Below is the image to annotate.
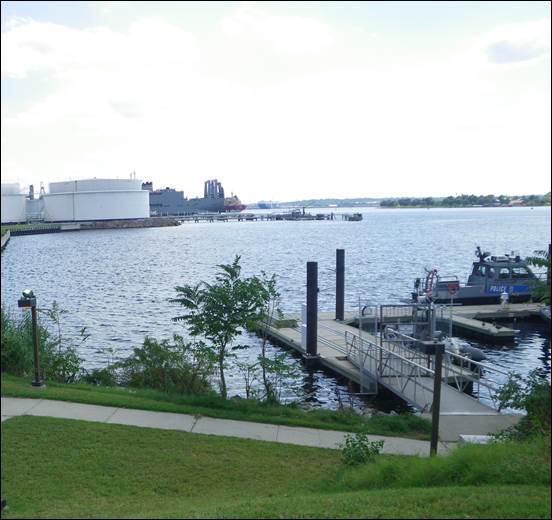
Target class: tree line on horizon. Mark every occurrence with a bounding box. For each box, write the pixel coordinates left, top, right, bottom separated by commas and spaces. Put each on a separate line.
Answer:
379, 192, 551, 208
272, 192, 550, 208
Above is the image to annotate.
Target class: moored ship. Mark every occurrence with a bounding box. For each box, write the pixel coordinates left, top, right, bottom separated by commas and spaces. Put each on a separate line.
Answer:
143, 179, 244, 215
411, 246, 539, 305
257, 201, 281, 209
224, 194, 247, 212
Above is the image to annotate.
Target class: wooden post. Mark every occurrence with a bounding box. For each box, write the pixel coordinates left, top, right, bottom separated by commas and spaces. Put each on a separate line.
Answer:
430, 343, 444, 456
336, 249, 345, 321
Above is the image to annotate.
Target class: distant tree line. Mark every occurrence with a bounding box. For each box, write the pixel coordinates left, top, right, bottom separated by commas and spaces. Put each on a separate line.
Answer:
380, 192, 551, 208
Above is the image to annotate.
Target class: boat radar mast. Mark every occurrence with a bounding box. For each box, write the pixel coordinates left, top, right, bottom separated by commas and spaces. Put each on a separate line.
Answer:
475, 246, 490, 261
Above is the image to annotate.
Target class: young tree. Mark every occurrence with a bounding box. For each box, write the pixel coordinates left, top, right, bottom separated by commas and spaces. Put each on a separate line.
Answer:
171, 256, 273, 398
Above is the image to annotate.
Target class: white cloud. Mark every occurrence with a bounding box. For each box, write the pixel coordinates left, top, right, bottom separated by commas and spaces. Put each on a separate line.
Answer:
1, 8, 550, 201
482, 18, 551, 65
1, 18, 199, 78
220, 2, 334, 55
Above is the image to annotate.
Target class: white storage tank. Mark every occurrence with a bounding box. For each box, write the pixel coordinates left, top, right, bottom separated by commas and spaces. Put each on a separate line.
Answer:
1, 183, 27, 224
43, 178, 150, 222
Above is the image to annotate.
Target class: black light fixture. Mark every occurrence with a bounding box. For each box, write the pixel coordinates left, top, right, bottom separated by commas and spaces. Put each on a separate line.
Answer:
17, 289, 44, 388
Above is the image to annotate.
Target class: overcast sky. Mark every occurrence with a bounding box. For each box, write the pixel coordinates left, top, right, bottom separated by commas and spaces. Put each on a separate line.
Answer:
1, 1, 550, 202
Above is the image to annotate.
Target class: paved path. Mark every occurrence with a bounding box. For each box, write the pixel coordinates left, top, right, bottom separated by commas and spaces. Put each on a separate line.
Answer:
1, 397, 451, 456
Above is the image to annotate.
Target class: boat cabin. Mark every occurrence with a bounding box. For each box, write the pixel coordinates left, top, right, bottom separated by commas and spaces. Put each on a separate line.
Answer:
466, 253, 536, 286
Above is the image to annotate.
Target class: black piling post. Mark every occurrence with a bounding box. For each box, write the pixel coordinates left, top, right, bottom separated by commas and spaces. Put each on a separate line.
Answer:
430, 343, 444, 456
306, 261, 318, 358
336, 249, 345, 321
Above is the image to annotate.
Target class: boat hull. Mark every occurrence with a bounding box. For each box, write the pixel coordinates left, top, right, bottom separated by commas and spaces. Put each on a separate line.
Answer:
224, 204, 247, 212
432, 294, 532, 305
430, 283, 533, 305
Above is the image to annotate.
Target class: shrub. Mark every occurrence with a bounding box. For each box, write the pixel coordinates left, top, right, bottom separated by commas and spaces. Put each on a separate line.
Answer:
495, 369, 551, 439
1, 306, 52, 378
81, 367, 118, 386
1, 304, 85, 383
116, 335, 215, 395
340, 432, 384, 465
1, 307, 36, 376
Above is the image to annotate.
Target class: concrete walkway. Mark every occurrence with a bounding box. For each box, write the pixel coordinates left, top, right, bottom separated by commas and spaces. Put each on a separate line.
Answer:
1, 397, 451, 456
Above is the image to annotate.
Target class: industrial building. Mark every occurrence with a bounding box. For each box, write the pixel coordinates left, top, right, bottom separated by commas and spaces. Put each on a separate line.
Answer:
43, 178, 149, 222
2, 178, 150, 223
1, 183, 27, 224
143, 179, 225, 215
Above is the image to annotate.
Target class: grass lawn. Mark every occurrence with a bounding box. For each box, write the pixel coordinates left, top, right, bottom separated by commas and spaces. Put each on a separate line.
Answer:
1, 374, 432, 440
0, 223, 60, 234
1, 416, 550, 519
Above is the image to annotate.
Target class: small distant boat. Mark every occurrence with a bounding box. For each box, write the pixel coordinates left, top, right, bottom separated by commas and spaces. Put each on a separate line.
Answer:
343, 213, 362, 221
257, 201, 281, 209
411, 246, 538, 305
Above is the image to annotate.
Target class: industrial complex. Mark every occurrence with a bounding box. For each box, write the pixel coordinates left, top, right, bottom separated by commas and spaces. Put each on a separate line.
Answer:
143, 179, 246, 215
0, 177, 245, 224
1, 178, 149, 224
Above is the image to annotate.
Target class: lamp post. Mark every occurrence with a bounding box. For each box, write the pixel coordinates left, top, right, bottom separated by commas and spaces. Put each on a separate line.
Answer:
17, 289, 44, 388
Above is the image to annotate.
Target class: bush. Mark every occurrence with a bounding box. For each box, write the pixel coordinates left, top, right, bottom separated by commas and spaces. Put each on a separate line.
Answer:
81, 367, 118, 387
1, 304, 85, 383
333, 435, 550, 491
340, 433, 384, 465
1, 307, 36, 376
116, 335, 215, 395
1, 306, 53, 378
495, 369, 551, 439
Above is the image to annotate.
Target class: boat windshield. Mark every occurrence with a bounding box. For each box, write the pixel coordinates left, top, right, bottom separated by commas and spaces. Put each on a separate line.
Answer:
511, 266, 532, 279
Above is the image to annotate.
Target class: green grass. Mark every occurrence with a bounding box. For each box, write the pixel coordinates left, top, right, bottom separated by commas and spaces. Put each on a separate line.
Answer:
1, 416, 550, 519
327, 434, 550, 491
0, 223, 60, 233
1, 374, 432, 439
170, 487, 551, 519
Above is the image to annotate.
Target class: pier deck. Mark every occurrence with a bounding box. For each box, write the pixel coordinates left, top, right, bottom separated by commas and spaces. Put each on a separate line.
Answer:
435, 302, 544, 342
176, 211, 361, 223
350, 303, 544, 342
264, 310, 524, 440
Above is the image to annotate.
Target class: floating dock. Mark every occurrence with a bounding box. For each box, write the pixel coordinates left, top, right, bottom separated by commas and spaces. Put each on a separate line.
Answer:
350, 303, 545, 343
261, 307, 537, 440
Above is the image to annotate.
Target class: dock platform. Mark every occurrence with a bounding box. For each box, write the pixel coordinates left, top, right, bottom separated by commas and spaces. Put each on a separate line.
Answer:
262, 310, 528, 441
177, 211, 362, 223
351, 303, 545, 342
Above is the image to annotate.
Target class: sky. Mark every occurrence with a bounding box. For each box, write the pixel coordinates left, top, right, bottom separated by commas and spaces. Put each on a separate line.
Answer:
1, 1, 551, 202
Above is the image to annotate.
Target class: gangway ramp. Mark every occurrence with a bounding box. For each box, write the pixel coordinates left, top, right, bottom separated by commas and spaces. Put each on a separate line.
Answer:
263, 313, 520, 440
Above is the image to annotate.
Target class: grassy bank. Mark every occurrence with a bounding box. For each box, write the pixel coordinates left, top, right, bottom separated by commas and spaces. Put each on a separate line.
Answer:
1, 374, 432, 439
1, 416, 549, 519
0, 223, 61, 234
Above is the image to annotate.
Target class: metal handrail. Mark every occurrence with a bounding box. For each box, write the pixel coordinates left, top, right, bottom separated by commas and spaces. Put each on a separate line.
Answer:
385, 327, 510, 376
345, 330, 438, 410
383, 327, 504, 407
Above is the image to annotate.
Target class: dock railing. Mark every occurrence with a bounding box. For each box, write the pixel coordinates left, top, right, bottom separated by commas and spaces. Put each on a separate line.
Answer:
345, 328, 507, 411
345, 330, 438, 410
382, 328, 510, 409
